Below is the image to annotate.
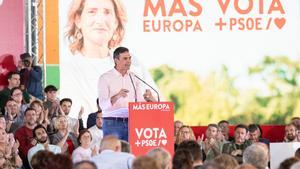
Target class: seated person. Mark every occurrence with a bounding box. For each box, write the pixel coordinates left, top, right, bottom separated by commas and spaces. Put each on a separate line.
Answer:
222, 124, 252, 164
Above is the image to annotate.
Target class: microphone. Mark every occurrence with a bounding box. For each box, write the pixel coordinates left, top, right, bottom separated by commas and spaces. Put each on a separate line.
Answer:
134, 74, 160, 102
129, 73, 137, 102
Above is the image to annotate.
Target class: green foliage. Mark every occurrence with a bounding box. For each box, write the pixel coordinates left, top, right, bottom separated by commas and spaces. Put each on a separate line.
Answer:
150, 56, 300, 125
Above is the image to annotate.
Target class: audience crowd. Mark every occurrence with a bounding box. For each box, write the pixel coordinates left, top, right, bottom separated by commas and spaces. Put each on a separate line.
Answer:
1, 66, 300, 169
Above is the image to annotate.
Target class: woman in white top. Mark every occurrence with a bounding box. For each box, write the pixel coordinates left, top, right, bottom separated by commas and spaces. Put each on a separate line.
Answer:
60, 0, 125, 115
72, 129, 97, 163
60, 0, 157, 118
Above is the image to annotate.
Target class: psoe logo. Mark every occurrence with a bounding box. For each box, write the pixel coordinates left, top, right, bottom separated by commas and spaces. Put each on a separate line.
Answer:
132, 103, 170, 111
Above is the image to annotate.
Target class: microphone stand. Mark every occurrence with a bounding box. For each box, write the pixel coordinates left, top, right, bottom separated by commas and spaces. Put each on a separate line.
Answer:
134, 74, 160, 102
129, 73, 137, 102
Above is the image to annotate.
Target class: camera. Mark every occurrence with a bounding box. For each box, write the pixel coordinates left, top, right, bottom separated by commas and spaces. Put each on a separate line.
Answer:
23, 59, 31, 67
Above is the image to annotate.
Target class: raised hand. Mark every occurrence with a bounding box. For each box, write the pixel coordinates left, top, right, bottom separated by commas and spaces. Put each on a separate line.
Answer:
111, 89, 129, 105
12, 140, 20, 154
44, 142, 49, 150
92, 145, 98, 156
74, 121, 80, 137
78, 106, 84, 119
143, 89, 156, 102
8, 134, 15, 146
62, 143, 69, 153
216, 131, 225, 142
30, 137, 37, 146
197, 134, 204, 144
119, 89, 129, 98
59, 105, 65, 116
17, 60, 24, 71
6, 107, 13, 121
209, 138, 216, 145
39, 109, 45, 124
231, 149, 242, 156
44, 108, 50, 125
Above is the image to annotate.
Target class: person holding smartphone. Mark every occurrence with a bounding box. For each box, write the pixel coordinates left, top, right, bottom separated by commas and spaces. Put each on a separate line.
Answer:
19, 53, 43, 100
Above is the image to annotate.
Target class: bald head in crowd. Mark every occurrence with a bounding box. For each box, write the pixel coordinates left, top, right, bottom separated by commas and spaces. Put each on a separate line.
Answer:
100, 135, 122, 152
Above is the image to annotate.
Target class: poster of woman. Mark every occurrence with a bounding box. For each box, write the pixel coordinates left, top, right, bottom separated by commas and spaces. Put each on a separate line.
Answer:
59, 0, 300, 125
59, 0, 157, 120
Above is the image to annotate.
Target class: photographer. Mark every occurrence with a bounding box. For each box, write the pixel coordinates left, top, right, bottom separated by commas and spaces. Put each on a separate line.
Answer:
19, 53, 44, 100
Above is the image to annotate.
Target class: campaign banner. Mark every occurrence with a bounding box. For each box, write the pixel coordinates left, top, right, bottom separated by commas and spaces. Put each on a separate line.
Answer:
129, 102, 174, 156
0, 0, 24, 89
57, 0, 300, 125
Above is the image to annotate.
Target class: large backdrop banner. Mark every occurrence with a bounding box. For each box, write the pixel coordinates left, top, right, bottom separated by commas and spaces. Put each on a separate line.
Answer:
58, 0, 300, 125
0, 0, 24, 89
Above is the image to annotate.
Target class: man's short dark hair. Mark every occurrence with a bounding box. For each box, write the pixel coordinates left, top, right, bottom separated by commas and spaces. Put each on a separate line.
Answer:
292, 117, 300, 121
173, 149, 194, 169
218, 120, 229, 126
177, 140, 203, 161
7, 71, 20, 80
286, 123, 297, 130
20, 52, 32, 60
60, 98, 72, 105
5, 98, 16, 106
24, 107, 36, 116
235, 124, 248, 132
113, 47, 129, 59
33, 124, 47, 138
96, 110, 102, 116
208, 123, 218, 129
10, 87, 22, 96
248, 124, 262, 135
44, 85, 58, 93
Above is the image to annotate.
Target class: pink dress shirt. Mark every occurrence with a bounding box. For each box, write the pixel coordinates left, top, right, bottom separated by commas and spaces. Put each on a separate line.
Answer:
98, 68, 145, 117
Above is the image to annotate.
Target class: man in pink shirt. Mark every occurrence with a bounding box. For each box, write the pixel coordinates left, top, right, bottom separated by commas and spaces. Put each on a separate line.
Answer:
98, 47, 156, 141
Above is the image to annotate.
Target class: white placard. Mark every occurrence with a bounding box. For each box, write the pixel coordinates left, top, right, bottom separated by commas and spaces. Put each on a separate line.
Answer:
270, 142, 300, 169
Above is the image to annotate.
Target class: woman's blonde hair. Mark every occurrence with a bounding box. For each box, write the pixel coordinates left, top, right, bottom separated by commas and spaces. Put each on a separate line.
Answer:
29, 100, 45, 122
54, 115, 68, 130
29, 100, 45, 114
66, 0, 127, 54
175, 125, 196, 145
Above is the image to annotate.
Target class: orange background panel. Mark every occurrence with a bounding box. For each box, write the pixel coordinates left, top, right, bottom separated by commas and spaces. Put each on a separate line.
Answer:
46, 0, 59, 64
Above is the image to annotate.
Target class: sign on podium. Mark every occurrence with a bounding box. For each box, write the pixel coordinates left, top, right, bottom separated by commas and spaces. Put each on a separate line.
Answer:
129, 102, 174, 156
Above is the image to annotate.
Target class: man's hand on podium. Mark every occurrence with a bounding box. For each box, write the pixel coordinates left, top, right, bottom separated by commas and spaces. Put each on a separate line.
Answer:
143, 89, 157, 102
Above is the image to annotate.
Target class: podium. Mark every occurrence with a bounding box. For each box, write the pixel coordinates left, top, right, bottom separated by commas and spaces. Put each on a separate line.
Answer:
129, 102, 174, 156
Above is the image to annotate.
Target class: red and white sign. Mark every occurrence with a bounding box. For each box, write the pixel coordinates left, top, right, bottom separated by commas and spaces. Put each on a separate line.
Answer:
129, 102, 174, 156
